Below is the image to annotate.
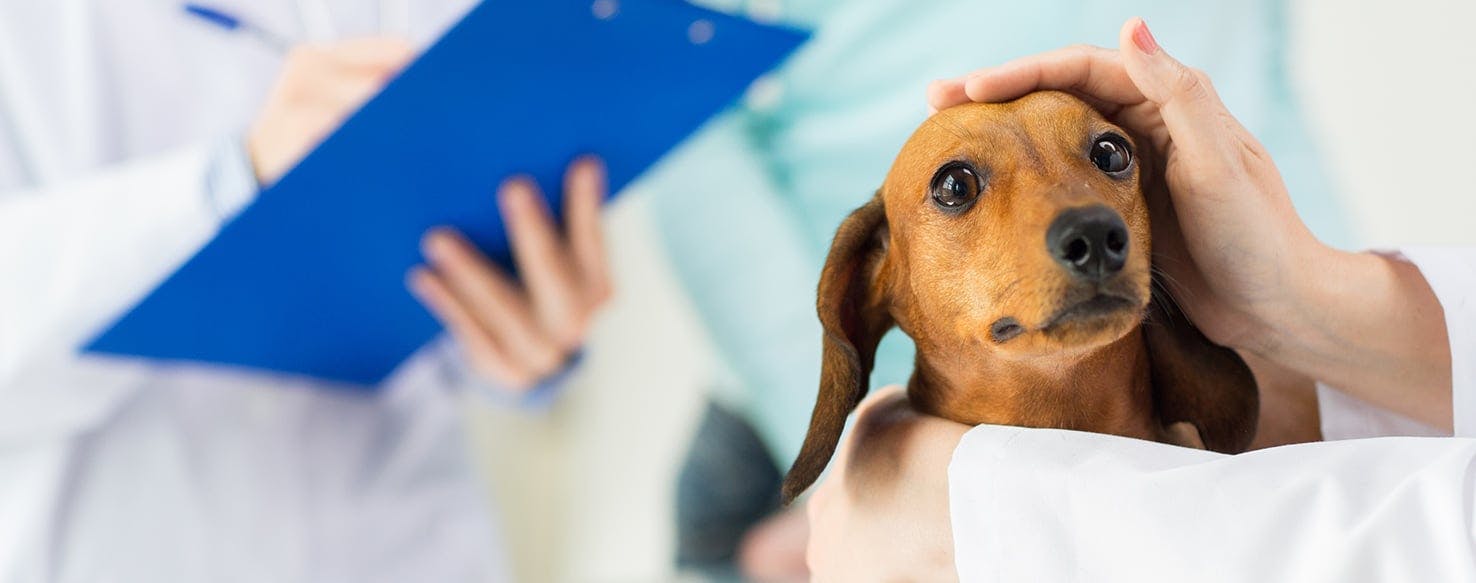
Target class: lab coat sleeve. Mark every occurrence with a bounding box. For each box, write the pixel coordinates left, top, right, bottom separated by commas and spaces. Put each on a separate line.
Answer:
947, 426, 1476, 582
426, 335, 580, 411
0, 137, 256, 442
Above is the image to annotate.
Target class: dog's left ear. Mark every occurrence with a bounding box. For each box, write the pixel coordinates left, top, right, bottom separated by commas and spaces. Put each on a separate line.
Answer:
780, 191, 894, 504
1129, 127, 1258, 453
1142, 292, 1259, 453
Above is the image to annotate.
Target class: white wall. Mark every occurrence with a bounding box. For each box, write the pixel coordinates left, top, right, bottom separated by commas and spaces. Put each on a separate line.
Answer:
1293, 0, 1476, 247
471, 2, 1476, 581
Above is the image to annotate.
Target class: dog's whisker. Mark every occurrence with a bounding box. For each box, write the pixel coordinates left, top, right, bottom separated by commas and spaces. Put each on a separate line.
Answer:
1149, 267, 1192, 323
996, 275, 1025, 302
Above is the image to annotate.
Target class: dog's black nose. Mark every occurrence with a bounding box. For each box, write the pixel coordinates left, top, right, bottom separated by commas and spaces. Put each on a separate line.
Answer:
1047, 205, 1129, 281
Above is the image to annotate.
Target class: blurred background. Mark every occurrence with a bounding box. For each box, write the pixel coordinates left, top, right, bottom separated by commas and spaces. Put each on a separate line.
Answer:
469, 0, 1476, 581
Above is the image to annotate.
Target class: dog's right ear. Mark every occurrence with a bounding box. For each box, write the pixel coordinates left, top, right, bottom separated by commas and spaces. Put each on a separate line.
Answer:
781, 192, 895, 505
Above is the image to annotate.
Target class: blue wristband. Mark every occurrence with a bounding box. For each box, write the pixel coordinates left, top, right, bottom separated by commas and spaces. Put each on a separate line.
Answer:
513, 349, 584, 410
467, 348, 584, 411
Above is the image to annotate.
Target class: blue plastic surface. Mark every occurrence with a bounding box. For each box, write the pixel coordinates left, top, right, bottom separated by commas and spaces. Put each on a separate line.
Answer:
85, 0, 808, 387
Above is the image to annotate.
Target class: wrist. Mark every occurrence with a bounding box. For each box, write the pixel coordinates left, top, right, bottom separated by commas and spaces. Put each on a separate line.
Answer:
207, 133, 261, 219
1237, 235, 1347, 361
1246, 243, 1454, 428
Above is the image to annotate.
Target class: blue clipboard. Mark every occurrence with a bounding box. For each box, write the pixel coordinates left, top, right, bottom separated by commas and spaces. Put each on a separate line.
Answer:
84, 0, 808, 387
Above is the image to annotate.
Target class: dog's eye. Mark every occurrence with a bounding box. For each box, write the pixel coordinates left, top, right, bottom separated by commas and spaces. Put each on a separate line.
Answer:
1090, 134, 1133, 175
930, 163, 981, 211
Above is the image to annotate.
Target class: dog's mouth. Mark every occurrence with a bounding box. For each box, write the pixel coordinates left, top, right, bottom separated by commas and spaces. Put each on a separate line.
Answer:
1041, 293, 1138, 330
988, 293, 1138, 344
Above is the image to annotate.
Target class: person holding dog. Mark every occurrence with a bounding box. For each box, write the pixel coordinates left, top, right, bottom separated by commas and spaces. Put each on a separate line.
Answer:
805, 17, 1472, 581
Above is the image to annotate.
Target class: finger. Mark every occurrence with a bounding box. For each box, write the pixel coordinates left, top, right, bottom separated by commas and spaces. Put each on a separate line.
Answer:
926, 77, 969, 112
307, 71, 390, 112
1117, 17, 1244, 176
563, 156, 613, 305
963, 44, 1143, 106
320, 37, 416, 72
406, 266, 536, 388
499, 178, 587, 349
421, 229, 567, 376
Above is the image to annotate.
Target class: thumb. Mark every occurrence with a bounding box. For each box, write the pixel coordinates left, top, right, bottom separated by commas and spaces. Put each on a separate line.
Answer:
1117, 18, 1241, 171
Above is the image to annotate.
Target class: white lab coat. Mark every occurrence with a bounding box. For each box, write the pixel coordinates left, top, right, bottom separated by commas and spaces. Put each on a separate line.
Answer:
948, 249, 1476, 581
0, 1, 516, 581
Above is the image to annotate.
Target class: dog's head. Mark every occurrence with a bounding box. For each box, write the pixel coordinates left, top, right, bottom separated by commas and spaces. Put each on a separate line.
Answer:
781, 91, 1257, 503
884, 91, 1153, 358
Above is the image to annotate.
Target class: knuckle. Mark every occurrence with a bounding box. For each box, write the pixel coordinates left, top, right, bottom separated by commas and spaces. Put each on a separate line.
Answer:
1064, 43, 1098, 56
1171, 65, 1207, 98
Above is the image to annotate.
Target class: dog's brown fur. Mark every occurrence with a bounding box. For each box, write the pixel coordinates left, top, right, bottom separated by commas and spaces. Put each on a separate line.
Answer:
782, 91, 1259, 503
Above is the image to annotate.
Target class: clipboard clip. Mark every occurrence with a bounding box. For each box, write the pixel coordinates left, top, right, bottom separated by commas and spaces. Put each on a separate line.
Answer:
589, 0, 715, 45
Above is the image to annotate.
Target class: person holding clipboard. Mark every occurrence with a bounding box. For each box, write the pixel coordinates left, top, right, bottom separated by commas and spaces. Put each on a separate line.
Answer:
0, 1, 608, 578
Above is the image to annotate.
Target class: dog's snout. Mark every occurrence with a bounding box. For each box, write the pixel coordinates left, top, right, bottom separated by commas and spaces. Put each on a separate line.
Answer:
1046, 205, 1129, 281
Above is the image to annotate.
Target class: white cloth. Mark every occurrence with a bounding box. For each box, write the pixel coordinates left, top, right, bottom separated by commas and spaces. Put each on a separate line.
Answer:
0, 1, 515, 581
948, 248, 1476, 582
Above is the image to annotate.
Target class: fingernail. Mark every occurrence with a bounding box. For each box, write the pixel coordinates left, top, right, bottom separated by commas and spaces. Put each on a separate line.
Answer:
499, 179, 532, 208
577, 154, 605, 173
1132, 18, 1160, 55
405, 266, 430, 295
422, 228, 453, 260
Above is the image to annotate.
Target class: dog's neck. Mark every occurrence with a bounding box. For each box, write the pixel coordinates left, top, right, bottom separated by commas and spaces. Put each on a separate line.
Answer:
908, 327, 1158, 440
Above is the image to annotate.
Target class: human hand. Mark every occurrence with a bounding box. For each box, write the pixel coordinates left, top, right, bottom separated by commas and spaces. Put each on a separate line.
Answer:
735, 505, 809, 582
928, 18, 1452, 428
805, 386, 968, 582
408, 157, 613, 392
247, 38, 414, 186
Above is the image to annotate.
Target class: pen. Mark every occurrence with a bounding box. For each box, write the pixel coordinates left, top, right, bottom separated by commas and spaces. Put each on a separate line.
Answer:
184, 3, 293, 53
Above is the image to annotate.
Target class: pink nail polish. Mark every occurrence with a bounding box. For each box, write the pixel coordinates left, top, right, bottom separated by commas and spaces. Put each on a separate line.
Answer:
1132, 18, 1159, 55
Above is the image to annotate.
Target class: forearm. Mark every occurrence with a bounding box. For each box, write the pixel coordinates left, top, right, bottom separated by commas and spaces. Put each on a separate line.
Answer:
0, 139, 252, 382
1253, 247, 1451, 430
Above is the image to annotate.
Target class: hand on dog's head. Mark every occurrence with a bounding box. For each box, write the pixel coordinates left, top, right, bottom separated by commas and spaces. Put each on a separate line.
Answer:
782, 91, 1257, 504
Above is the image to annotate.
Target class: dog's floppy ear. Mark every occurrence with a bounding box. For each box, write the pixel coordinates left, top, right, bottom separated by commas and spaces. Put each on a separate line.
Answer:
1143, 279, 1260, 453
780, 192, 895, 504
1130, 127, 1258, 453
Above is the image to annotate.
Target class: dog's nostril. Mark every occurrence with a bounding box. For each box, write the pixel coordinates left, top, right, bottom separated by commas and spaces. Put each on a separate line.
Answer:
1063, 237, 1091, 265
1105, 229, 1127, 256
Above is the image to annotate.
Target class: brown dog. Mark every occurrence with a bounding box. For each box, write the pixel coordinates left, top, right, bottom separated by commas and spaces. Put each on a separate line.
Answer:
782, 91, 1259, 503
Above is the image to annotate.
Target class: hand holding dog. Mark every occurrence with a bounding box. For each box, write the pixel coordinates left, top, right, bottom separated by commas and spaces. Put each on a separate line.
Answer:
806, 17, 1456, 579
930, 18, 1452, 428
805, 386, 966, 582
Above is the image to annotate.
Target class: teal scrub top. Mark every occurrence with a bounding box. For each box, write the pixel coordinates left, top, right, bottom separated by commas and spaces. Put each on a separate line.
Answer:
639, 0, 1350, 464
